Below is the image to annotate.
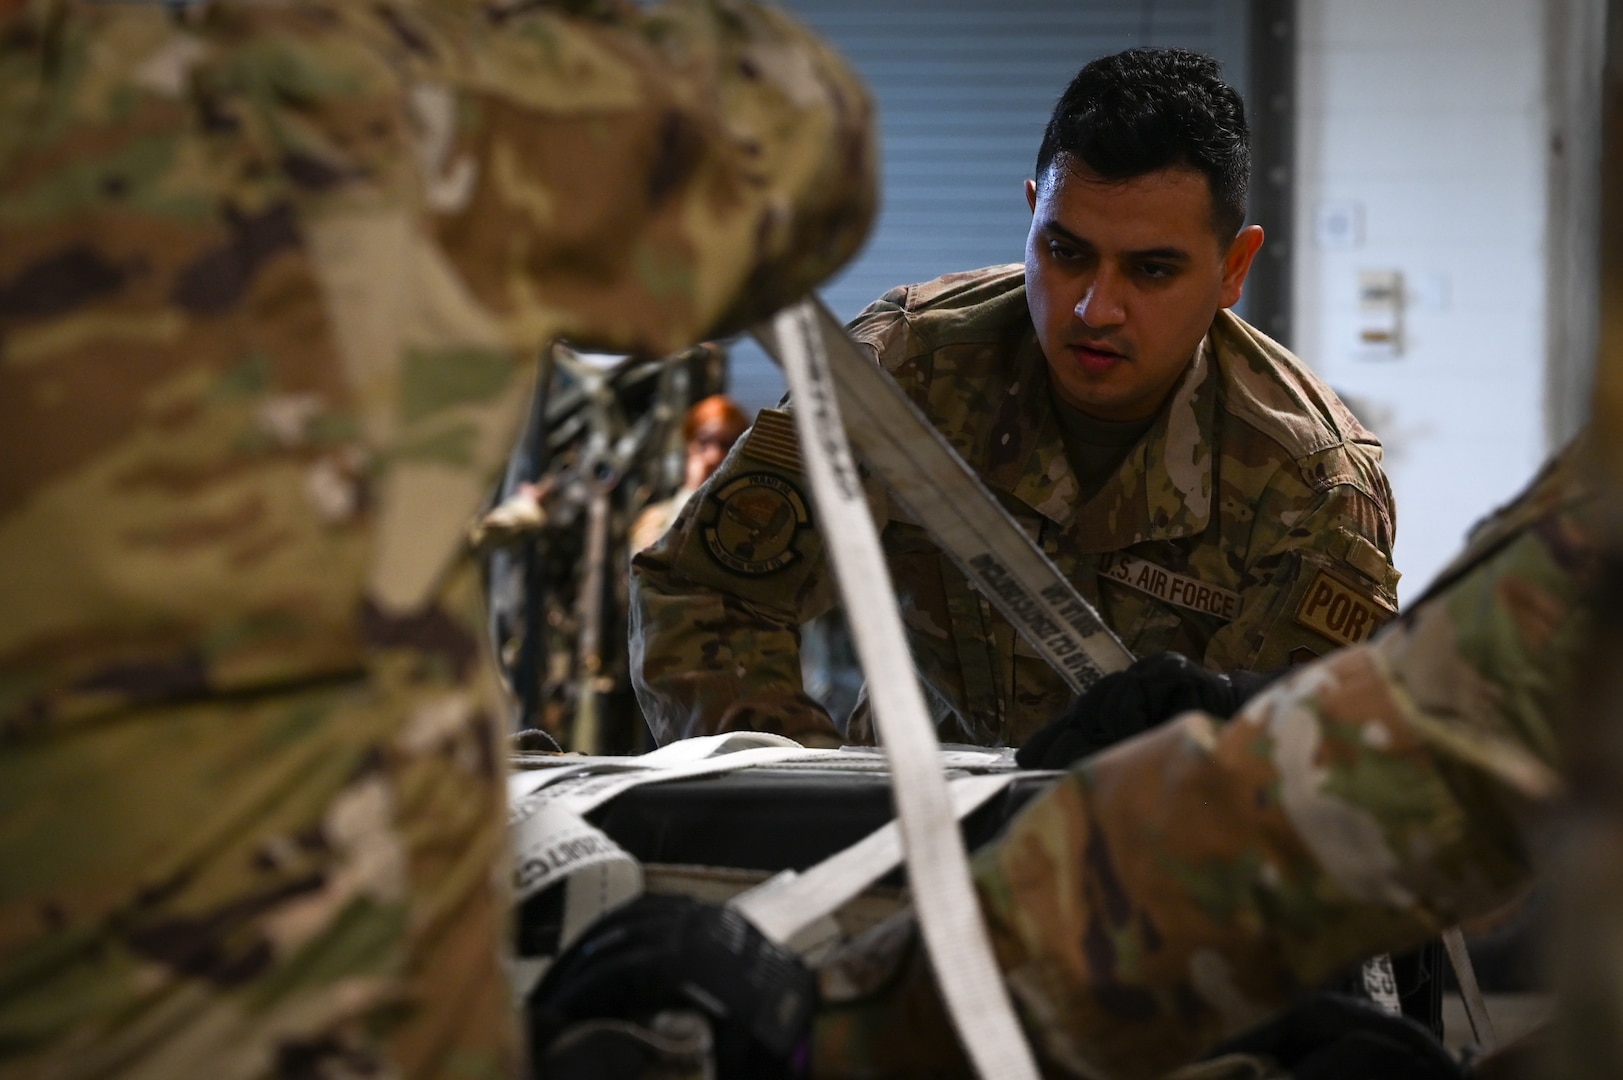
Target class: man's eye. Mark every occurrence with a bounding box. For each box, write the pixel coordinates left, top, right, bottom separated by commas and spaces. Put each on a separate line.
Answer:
1139, 262, 1176, 280
1048, 242, 1081, 262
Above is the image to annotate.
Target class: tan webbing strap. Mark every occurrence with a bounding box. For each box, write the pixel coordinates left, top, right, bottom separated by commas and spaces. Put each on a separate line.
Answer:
764, 300, 1053, 1080
753, 297, 1133, 694
731, 771, 1024, 952
1442, 926, 1497, 1049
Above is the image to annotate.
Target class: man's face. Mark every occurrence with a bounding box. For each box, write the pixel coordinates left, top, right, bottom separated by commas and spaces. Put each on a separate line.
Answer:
1023, 159, 1263, 422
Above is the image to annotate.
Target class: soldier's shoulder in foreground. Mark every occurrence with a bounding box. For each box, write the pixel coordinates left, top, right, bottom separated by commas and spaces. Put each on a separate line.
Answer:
1196, 311, 1399, 667
1418, 431, 1598, 609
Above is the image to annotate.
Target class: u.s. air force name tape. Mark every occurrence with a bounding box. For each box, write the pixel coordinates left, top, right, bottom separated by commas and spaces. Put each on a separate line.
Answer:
753, 296, 1132, 695
763, 299, 1050, 1080
1099, 552, 1240, 621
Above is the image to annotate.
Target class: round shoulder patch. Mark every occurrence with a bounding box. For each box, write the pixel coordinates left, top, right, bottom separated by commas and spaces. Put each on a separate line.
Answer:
702, 473, 811, 576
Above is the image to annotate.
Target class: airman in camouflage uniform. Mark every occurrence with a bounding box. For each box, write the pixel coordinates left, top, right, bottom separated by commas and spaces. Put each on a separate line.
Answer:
633, 272, 1398, 750
0, 1, 873, 1076
809, 434, 1593, 1079
540, 34, 1623, 1076
631, 48, 1399, 750
1544, 14, 1623, 1078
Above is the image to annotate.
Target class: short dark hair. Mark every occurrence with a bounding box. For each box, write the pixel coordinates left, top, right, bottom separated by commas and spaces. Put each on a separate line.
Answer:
1035, 47, 1250, 238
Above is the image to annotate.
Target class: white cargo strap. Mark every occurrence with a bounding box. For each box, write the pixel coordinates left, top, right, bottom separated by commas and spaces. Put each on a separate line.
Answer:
509, 734, 833, 997
1442, 926, 1496, 1049
765, 301, 1046, 1080
732, 771, 1024, 948
1358, 952, 1402, 1016
508, 799, 641, 1002
508, 737, 1027, 989
754, 296, 1133, 693
510, 799, 643, 937
509, 734, 819, 814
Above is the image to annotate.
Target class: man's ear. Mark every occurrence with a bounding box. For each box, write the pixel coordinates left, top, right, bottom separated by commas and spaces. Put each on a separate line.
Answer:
1025, 177, 1038, 214
1218, 224, 1265, 308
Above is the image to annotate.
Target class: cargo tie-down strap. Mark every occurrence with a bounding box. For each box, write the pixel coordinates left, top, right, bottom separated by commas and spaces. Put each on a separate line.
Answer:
751, 299, 1489, 1070
507, 734, 1029, 991
754, 298, 1134, 694
757, 300, 1053, 1080
515, 296, 1489, 1067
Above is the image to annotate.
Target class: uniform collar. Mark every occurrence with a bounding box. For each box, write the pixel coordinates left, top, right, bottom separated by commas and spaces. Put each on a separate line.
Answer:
983, 327, 1217, 554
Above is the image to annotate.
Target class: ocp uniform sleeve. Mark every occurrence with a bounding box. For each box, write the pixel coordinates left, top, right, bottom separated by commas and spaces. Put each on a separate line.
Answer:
406, 0, 879, 362
0, 1, 877, 1076
629, 519, 844, 747
629, 408, 895, 747
628, 300, 926, 748
812, 440, 1592, 1080
1202, 441, 1401, 672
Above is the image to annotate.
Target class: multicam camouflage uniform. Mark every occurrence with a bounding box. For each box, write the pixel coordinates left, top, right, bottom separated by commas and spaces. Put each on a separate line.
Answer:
1545, 18, 1623, 1079
810, 437, 1594, 1079
0, 1, 872, 1076
632, 264, 1401, 748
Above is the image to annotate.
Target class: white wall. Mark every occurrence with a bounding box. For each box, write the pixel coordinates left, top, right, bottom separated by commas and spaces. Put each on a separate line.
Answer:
1293, 0, 1552, 602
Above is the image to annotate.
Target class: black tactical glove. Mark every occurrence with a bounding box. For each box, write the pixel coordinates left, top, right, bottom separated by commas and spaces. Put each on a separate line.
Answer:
1016, 651, 1282, 770
1213, 992, 1465, 1080
528, 894, 818, 1080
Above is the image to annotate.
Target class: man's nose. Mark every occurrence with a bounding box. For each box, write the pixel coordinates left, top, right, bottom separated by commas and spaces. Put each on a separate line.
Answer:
1074, 271, 1126, 328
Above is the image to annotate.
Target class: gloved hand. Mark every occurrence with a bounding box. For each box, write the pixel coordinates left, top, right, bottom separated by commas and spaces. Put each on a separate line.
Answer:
528, 894, 818, 1080
1016, 651, 1281, 770
1213, 992, 1465, 1080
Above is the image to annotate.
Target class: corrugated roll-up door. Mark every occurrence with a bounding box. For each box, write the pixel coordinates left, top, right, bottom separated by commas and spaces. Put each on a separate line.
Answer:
728, 0, 1253, 414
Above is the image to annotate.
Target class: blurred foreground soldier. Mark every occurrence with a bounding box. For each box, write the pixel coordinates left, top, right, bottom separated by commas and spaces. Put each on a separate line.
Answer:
630, 394, 750, 553
632, 46, 1400, 750
538, 436, 1594, 1077
0, 1, 873, 1076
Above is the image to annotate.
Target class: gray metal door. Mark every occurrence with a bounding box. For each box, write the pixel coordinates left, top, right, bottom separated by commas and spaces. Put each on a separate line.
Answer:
730, 0, 1256, 413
